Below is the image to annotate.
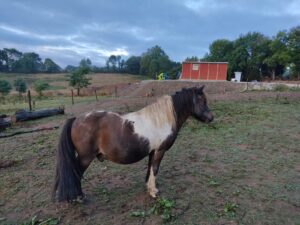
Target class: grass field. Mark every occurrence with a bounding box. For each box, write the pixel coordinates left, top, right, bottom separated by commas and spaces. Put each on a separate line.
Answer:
0, 96, 104, 115
0, 73, 147, 96
0, 72, 147, 114
1, 98, 299, 225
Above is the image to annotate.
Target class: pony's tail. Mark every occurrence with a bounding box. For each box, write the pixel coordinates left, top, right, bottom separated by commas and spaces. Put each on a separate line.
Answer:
52, 117, 84, 202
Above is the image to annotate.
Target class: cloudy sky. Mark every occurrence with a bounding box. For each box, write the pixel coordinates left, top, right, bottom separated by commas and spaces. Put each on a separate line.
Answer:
0, 0, 299, 67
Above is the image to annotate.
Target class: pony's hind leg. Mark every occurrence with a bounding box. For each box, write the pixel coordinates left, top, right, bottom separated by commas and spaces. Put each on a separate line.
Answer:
146, 150, 165, 198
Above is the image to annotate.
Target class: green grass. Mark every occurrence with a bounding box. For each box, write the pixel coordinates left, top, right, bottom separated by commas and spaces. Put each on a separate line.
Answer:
0, 99, 299, 224
273, 84, 290, 92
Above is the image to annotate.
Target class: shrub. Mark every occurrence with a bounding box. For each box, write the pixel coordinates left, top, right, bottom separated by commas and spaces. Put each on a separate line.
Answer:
0, 80, 12, 96
273, 84, 289, 92
33, 80, 49, 96
13, 78, 27, 95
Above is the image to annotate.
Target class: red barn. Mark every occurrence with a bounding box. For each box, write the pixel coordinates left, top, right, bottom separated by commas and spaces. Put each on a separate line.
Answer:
181, 62, 228, 80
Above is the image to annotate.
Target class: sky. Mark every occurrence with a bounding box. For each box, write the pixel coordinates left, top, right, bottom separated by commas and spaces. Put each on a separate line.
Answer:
0, 0, 299, 67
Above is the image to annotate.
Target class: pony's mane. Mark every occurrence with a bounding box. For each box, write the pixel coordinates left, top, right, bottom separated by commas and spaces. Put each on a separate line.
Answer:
134, 87, 204, 130
137, 95, 176, 128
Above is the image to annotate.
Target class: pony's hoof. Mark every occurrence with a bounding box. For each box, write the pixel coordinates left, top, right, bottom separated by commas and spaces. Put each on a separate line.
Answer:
149, 188, 159, 198
71, 194, 85, 203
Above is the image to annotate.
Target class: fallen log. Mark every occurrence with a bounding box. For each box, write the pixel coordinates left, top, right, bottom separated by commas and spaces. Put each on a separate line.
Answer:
13, 108, 64, 122
0, 126, 59, 138
0, 117, 12, 130
0, 107, 64, 131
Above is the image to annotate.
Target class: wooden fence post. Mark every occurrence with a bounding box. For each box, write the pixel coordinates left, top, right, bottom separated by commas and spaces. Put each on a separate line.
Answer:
71, 90, 74, 105
246, 78, 249, 91
94, 90, 98, 101
115, 86, 118, 97
27, 90, 32, 111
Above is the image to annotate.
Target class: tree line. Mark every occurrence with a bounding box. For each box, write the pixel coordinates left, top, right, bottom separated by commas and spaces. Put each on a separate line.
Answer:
199, 26, 300, 81
65, 45, 182, 79
0, 48, 61, 73
0, 46, 181, 79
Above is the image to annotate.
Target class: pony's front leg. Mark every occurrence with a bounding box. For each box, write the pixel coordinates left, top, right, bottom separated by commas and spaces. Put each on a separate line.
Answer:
146, 150, 165, 198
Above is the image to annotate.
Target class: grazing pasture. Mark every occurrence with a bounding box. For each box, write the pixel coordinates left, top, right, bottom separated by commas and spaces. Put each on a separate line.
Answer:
0, 75, 299, 225
0, 73, 146, 97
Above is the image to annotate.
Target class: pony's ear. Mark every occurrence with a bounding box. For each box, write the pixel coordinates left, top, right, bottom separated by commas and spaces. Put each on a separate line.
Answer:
199, 85, 205, 91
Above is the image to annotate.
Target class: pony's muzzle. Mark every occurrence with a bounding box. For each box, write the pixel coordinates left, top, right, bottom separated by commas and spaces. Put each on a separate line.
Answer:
205, 112, 214, 123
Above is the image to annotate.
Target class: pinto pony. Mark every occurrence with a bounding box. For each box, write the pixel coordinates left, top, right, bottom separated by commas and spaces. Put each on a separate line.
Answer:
53, 86, 213, 202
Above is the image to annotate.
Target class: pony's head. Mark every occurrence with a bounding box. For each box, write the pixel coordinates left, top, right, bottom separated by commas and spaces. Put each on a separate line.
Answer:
191, 86, 214, 123
172, 86, 214, 128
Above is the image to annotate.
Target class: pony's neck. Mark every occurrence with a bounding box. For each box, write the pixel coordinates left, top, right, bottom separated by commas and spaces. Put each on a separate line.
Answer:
171, 91, 194, 131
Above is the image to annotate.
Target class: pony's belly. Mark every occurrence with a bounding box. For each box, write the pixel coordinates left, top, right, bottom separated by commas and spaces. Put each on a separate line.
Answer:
120, 148, 148, 164
104, 146, 149, 164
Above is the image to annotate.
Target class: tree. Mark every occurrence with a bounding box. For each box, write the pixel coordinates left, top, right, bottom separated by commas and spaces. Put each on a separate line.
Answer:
79, 58, 92, 69
149, 60, 159, 78
264, 31, 290, 80
0, 50, 8, 72
167, 62, 182, 79
68, 67, 91, 96
229, 32, 270, 81
13, 78, 27, 96
116, 55, 121, 71
0, 80, 12, 96
12, 52, 43, 73
126, 56, 141, 74
202, 39, 235, 79
3, 48, 22, 72
106, 55, 117, 71
288, 26, 300, 79
140, 45, 172, 78
44, 58, 61, 73
185, 56, 200, 62
33, 80, 49, 96
65, 65, 78, 73
120, 59, 126, 72
203, 39, 233, 62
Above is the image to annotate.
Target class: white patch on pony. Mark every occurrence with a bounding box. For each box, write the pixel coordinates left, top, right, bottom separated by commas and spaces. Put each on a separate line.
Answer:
85, 110, 106, 118
107, 112, 119, 116
147, 167, 158, 198
85, 111, 93, 118
122, 96, 176, 151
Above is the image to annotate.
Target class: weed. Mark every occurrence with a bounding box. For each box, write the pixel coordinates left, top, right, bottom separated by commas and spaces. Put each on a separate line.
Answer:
202, 154, 213, 163
233, 189, 241, 196
274, 84, 289, 92
289, 86, 300, 92
95, 187, 110, 202
130, 210, 146, 218
150, 198, 175, 222
21, 216, 59, 225
216, 190, 223, 195
284, 183, 300, 191
208, 176, 220, 187
223, 202, 238, 217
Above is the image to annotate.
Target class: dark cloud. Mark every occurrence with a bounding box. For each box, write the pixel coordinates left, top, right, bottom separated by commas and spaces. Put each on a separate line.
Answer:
0, 0, 299, 67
